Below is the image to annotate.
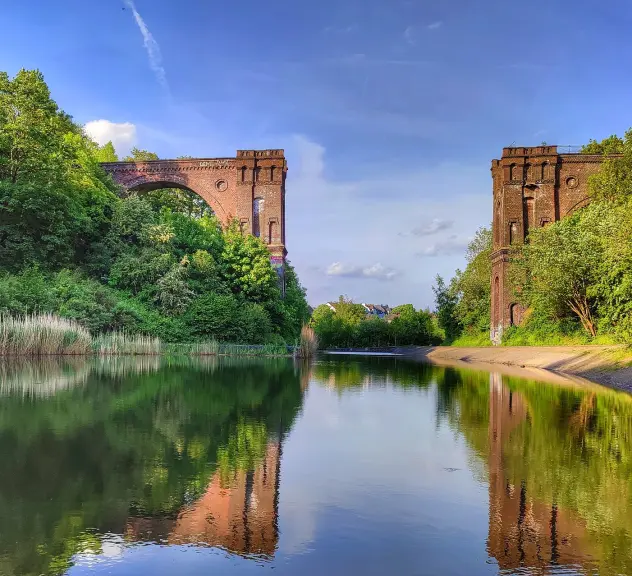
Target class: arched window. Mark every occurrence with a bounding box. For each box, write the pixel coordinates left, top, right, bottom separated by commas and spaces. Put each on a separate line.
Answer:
270, 165, 276, 182
268, 219, 276, 244
254, 167, 261, 182
509, 163, 517, 180
241, 166, 247, 183
493, 276, 501, 325
524, 197, 535, 236
509, 222, 518, 245
510, 303, 524, 326
541, 162, 549, 181
253, 197, 264, 238
494, 200, 501, 246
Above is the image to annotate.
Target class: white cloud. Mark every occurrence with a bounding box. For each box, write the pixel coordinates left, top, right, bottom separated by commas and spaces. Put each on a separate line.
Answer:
285, 135, 490, 308
427, 21, 443, 30
417, 235, 470, 257
412, 218, 454, 236
84, 120, 137, 153
125, 0, 168, 89
326, 262, 399, 281
404, 26, 417, 46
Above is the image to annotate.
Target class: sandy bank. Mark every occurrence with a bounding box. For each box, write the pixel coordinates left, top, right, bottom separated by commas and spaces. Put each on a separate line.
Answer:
413, 345, 632, 392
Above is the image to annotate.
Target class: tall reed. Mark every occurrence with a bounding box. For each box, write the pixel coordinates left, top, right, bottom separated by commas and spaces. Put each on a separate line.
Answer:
0, 314, 92, 356
93, 332, 162, 356
294, 325, 318, 359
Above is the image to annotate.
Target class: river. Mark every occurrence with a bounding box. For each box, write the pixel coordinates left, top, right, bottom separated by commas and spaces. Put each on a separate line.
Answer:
0, 355, 630, 576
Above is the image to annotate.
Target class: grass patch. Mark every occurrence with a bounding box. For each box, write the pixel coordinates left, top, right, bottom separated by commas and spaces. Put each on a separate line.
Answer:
450, 331, 492, 347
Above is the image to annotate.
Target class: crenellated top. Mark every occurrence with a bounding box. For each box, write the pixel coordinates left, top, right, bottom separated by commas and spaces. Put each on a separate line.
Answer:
501, 146, 558, 158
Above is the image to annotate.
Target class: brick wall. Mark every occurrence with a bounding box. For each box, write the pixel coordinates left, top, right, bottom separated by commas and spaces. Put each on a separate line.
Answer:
102, 149, 287, 261
490, 146, 610, 342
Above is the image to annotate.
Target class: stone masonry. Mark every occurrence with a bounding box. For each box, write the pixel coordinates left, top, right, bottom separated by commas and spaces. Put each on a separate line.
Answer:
101, 150, 288, 269
490, 146, 613, 343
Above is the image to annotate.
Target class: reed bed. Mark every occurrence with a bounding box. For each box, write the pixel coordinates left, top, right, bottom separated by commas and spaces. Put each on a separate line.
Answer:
93, 332, 162, 356
293, 325, 319, 359
0, 314, 293, 358
0, 314, 92, 356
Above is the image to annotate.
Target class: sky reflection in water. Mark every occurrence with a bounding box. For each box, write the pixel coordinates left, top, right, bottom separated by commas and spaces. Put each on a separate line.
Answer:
0, 355, 630, 576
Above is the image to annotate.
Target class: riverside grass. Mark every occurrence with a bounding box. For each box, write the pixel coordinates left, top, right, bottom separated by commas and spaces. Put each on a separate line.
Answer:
0, 314, 292, 357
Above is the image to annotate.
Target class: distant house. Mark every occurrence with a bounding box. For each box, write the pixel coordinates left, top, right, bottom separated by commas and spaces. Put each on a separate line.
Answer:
326, 302, 338, 312
361, 303, 392, 319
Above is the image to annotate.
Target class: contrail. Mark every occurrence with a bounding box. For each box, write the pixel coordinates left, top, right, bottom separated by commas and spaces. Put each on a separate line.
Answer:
125, 0, 168, 90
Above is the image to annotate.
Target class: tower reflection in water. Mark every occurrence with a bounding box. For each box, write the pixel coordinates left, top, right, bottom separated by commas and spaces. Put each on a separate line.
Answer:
487, 373, 596, 571
125, 439, 281, 557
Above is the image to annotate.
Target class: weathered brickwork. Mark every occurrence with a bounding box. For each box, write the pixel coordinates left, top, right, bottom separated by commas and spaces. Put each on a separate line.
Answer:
101, 149, 287, 263
490, 146, 613, 342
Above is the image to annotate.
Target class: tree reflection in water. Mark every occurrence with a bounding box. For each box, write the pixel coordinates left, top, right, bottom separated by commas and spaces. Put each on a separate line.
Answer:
0, 356, 631, 575
0, 357, 303, 575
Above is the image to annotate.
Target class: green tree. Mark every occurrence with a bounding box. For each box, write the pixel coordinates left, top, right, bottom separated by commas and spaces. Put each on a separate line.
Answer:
433, 275, 461, 342
453, 227, 492, 334
581, 134, 625, 155
93, 141, 119, 163
587, 129, 632, 203
221, 221, 279, 303
122, 147, 159, 162
514, 207, 606, 337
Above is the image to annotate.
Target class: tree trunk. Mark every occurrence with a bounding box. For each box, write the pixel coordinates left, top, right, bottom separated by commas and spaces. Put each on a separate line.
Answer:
567, 295, 596, 338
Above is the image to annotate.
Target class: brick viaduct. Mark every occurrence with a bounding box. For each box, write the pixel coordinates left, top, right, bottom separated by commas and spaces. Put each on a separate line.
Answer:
490, 146, 612, 343
101, 149, 287, 271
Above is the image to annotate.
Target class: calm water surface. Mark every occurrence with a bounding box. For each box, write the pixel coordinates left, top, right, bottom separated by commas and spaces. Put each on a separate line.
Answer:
0, 356, 631, 576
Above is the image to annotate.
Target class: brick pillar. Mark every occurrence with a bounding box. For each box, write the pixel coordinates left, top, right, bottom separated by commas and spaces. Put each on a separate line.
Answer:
236, 149, 288, 294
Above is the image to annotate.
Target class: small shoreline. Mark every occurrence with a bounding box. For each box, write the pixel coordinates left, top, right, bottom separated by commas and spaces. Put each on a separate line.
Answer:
411, 345, 632, 393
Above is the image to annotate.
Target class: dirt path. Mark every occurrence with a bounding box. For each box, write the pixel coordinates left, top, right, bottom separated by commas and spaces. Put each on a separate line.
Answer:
412, 345, 632, 392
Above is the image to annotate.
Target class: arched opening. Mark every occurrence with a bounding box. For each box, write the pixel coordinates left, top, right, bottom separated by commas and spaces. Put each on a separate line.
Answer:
493, 276, 501, 325
509, 222, 518, 245
510, 303, 524, 326
541, 162, 549, 181
509, 163, 517, 180
253, 197, 264, 238
268, 219, 277, 244
523, 196, 535, 238
241, 166, 247, 183
494, 200, 501, 246
270, 166, 276, 182
127, 180, 220, 220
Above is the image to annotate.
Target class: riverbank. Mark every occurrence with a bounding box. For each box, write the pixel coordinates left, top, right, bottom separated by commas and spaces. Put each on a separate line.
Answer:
413, 345, 632, 392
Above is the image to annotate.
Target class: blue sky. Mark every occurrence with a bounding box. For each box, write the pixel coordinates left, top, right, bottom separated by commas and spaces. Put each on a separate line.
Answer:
3, 0, 632, 308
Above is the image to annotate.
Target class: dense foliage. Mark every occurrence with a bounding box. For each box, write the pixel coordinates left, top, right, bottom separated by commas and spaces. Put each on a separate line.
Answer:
433, 227, 492, 345
311, 296, 441, 348
0, 69, 309, 344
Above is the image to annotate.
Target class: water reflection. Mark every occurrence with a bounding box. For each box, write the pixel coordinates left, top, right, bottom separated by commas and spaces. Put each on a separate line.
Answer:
0, 356, 630, 575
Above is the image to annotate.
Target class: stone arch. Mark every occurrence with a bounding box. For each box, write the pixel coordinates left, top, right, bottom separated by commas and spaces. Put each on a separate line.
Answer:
123, 175, 229, 221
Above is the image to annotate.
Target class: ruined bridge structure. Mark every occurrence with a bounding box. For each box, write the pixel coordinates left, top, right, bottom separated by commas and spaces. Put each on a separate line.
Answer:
101, 149, 287, 276
490, 146, 616, 343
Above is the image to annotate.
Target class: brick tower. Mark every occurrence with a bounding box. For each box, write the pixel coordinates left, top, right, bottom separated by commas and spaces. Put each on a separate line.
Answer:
490, 146, 610, 343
